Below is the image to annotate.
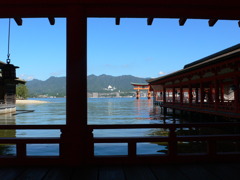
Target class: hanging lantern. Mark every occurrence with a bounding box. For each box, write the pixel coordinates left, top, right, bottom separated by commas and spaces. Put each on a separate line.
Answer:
2, 62, 19, 80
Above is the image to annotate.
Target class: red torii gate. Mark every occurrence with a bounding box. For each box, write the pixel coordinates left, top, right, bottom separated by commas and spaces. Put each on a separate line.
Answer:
131, 83, 151, 99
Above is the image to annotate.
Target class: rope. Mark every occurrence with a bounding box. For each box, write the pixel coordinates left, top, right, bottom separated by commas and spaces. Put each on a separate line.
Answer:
6, 18, 11, 64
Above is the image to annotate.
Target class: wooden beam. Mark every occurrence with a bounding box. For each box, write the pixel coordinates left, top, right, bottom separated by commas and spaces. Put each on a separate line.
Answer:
48, 17, 55, 25
179, 18, 187, 26
208, 19, 218, 27
115, 17, 120, 25
14, 18, 22, 26
147, 18, 154, 25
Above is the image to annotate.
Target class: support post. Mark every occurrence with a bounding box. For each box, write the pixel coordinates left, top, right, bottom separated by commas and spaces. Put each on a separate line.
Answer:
172, 87, 175, 104
234, 77, 239, 112
214, 80, 219, 110
195, 87, 199, 103
62, 12, 93, 165
200, 83, 204, 107
163, 87, 166, 104
180, 86, 183, 104
188, 85, 192, 104
168, 127, 177, 159
220, 83, 224, 103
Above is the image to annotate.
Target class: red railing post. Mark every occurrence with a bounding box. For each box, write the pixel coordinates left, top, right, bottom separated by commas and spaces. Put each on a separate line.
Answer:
17, 143, 26, 159
168, 126, 177, 159
128, 141, 137, 159
207, 140, 217, 158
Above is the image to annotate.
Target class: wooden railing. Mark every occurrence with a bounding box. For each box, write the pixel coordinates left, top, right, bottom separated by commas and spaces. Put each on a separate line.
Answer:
155, 97, 238, 117
88, 123, 240, 164
0, 123, 239, 165
0, 125, 65, 165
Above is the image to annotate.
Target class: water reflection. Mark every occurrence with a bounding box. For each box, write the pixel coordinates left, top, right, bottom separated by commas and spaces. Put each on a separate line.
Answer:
0, 113, 16, 156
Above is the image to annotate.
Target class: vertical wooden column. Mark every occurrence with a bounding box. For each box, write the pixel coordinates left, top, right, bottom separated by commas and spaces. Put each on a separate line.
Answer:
172, 87, 175, 104
220, 83, 224, 103
180, 86, 183, 104
214, 80, 219, 110
200, 82, 204, 107
163, 86, 166, 103
188, 85, 192, 104
62, 12, 93, 165
195, 87, 199, 103
234, 77, 239, 112
209, 84, 213, 103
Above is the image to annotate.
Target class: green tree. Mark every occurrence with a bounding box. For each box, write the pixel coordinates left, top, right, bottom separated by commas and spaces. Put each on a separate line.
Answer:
16, 84, 29, 100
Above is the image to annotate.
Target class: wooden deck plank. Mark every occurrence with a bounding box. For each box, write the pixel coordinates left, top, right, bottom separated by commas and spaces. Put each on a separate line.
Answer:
0, 163, 239, 180
42, 167, 73, 180
177, 164, 220, 180
228, 162, 240, 169
124, 166, 156, 180
99, 166, 125, 180
0, 167, 25, 180
150, 164, 189, 180
204, 163, 240, 180
72, 166, 98, 180
16, 167, 49, 180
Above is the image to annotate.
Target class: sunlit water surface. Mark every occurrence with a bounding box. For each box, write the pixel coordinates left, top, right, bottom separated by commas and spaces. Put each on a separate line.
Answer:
0, 98, 176, 156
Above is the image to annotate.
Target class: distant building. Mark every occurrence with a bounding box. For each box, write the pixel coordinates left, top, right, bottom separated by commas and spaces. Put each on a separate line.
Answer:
0, 61, 25, 114
92, 92, 99, 98
104, 85, 116, 91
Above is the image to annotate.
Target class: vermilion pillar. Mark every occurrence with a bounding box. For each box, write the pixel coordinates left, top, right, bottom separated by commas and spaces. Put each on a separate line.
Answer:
180, 86, 183, 104
195, 87, 199, 103
200, 82, 204, 107
234, 77, 239, 112
172, 87, 175, 104
214, 80, 219, 110
188, 85, 192, 104
163, 87, 166, 103
62, 11, 92, 165
220, 83, 224, 103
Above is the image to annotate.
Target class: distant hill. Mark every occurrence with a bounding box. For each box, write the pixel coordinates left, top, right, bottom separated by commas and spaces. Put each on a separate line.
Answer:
26, 76, 66, 97
87, 74, 148, 92
26, 75, 148, 97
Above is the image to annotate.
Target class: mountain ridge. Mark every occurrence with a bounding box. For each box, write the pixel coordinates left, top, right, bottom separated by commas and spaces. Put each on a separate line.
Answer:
26, 74, 148, 97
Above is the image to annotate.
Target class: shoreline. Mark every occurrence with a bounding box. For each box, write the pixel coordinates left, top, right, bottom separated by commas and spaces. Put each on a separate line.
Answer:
16, 100, 50, 104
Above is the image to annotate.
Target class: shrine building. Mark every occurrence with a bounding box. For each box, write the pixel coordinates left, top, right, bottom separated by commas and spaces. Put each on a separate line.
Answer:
147, 44, 240, 119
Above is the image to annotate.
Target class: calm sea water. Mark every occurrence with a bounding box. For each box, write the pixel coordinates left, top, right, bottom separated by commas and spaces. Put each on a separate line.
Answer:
0, 98, 174, 156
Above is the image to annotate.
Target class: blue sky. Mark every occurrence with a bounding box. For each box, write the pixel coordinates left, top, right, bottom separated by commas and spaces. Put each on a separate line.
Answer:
0, 18, 239, 80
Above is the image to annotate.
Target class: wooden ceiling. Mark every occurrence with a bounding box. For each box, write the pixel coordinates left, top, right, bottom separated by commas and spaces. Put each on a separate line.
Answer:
0, 1, 239, 27
0, 0, 239, 20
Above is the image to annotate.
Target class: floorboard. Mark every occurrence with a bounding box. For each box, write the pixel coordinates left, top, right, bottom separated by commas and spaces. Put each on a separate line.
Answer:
42, 167, 73, 180
150, 164, 189, 180
0, 167, 25, 180
0, 163, 239, 180
177, 164, 220, 180
72, 166, 99, 180
99, 166, 125, 180
204, 163, 240, 180
124, 166, 156, 180
16, 167, 49, 180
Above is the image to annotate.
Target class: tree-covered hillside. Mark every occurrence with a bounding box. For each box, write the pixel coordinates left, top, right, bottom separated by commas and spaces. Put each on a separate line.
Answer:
87, 74, 148, 92
26, 75, 148, 97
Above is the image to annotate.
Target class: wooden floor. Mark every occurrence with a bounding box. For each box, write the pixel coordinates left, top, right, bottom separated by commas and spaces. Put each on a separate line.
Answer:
0, 162, 239, 180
